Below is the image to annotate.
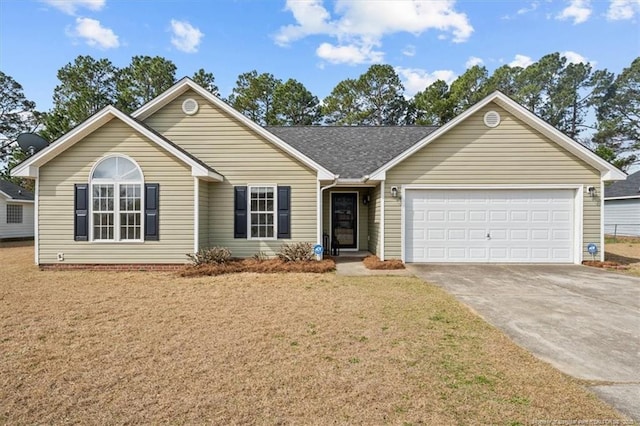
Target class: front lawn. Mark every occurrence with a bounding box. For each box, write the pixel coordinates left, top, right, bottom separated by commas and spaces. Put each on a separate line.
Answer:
0, 243, 626, 424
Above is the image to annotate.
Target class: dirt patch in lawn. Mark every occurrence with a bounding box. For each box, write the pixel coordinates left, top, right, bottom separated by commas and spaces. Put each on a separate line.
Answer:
605, 236, 640, 277
363, 255, 405, 270
0, 244, 628, 424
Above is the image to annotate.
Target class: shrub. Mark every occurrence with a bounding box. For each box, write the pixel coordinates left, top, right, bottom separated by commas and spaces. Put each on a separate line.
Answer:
277, 242, 315, 262
252, 251, 269, 262
186, 247, 232, 265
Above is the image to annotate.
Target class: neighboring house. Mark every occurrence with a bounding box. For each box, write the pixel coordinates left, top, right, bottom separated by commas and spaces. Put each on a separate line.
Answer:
12, 78, 625, 267
604, 170, 640, 237
0, 180, 34, 240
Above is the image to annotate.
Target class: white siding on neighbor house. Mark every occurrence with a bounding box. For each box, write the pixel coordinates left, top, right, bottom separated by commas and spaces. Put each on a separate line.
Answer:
604, 199, 640, 236
384, 103, 602, 261
38, 119, 195, 264
0, 197, 34, 239
144, 90, 318, 258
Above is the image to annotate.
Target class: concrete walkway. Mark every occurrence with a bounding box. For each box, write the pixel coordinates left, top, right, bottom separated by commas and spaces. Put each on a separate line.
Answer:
408, 264, 640, 422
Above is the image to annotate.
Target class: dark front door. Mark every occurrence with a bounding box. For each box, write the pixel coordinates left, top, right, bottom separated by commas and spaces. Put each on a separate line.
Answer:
332, 193, 357, 249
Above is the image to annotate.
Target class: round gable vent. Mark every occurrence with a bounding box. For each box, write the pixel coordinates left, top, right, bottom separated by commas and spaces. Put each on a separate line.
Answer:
182, 98, 199, 115
483, 110, 501, 128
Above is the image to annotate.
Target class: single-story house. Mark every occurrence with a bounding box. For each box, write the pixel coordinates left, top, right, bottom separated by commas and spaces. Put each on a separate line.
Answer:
0, 180, 34, 240
12, 78, 625, 267
604, 169, 640, 236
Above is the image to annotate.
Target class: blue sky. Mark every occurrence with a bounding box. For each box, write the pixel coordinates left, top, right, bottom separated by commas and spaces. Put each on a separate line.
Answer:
1, 0, 639, 112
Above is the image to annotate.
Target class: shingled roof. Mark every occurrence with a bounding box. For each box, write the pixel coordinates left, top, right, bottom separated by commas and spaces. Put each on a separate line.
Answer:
604, 170, 640, 199
265, 126, 437, 179
0, 180, 33, 201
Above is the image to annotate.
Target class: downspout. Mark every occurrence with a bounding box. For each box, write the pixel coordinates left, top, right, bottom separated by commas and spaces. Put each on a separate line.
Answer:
318, 175, 339, 247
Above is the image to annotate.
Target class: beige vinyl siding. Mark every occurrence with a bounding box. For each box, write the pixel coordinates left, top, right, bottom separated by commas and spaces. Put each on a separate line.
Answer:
0, 198, 34, 239
198, 180, 210, 249
322, 188, 370, 251
367, 184, 381, 255
144, 90, 317, 257
385, 103, 601, 260
38, 119, 194, 264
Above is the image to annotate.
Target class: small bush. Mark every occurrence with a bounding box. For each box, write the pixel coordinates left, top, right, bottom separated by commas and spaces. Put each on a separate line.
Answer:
252, 251, 269, 262
277, 242, 315, 262
186, 247, 232, 265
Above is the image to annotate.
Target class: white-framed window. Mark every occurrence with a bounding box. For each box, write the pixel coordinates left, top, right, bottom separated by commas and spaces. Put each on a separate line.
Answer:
90, 155, 143, 242
249, 185, 276, 239
6, 204, 23, 224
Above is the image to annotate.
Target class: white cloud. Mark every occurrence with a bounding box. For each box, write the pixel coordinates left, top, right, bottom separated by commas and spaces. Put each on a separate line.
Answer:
276, 0, 473, 64
170, 19, 203, 53
402, 44, 416, 57
41, 0, 105, 15
72, 17, 119, 49
316, 42, 384, 65
517, 2, 540, 15
396, 67, 456, 97
465, 56, 484, 68
556, 0, 592, 24
607, 0, 640, 20
509, 54, 534, 68
562, 50, 596, 66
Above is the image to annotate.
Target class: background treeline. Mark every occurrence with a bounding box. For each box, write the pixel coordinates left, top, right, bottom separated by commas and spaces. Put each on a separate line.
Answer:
1, 52, 638, 185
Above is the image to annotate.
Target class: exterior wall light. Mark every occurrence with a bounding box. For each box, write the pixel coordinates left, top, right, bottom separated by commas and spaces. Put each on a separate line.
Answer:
391, 186, 399, 198
587, 186, 597, 198
362, 194, 371, 205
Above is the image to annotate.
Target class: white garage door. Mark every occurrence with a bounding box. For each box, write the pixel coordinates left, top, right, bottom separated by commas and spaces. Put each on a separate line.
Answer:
405, 189, 575, 263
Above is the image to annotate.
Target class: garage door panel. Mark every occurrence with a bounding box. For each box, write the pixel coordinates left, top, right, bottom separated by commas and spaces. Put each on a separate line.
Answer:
405, 189, 575, 263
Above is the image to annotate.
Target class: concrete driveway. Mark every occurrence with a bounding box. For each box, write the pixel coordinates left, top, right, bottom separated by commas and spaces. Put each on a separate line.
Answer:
408, 264, 640, 422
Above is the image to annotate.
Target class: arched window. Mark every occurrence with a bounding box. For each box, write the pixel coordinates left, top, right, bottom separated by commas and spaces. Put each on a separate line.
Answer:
90, 155, 143, 241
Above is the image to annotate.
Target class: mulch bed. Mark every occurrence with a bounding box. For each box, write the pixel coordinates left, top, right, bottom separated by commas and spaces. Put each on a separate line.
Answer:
180, 258, 336, 277
582, 260, 629, 270
363, 255, 405, 270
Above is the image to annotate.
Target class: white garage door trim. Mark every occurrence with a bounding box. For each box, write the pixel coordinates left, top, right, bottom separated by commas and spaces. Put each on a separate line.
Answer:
401, 184, 584, 264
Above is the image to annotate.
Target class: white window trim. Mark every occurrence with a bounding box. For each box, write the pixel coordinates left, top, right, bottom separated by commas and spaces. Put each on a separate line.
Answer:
89, 154, 145, 243
6, 203, 23, 224
247, 184, 277, 241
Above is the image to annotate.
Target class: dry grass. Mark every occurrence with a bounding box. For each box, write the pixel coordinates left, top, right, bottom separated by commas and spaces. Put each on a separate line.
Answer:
363, 255, 405, 270
605, 236, 640, 277
181, 258, 336, 277
1, 243, 628, 424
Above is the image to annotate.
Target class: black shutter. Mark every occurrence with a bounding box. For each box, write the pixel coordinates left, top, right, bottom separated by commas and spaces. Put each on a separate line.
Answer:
234, 186, 247, 238
144, 183, 159, 241
74, 184, 89, 241
277, 186, 291, 239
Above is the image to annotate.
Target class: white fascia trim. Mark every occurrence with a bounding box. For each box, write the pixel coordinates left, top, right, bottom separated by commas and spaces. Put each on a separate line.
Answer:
604, 195, 640, 201
403, 183, 584, 190
369, 91, 626, 182
4, 199, 34, 204
492, 95, 627, 182
132, 78, 336, 181
11, 106, 223, 182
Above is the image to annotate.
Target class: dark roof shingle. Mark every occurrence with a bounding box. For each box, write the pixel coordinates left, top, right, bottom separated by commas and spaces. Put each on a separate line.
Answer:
265, 126, 437, 179
605, 170, 640, 199
0, 180, 33, 201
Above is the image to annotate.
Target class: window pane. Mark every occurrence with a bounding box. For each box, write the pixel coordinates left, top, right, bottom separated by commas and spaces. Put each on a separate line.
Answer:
93, 157, 117, 179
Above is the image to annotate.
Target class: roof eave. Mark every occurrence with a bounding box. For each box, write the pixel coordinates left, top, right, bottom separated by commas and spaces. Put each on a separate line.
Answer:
369, 91, 626, 181
133, 78, 337, 181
